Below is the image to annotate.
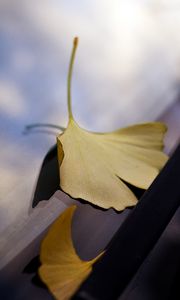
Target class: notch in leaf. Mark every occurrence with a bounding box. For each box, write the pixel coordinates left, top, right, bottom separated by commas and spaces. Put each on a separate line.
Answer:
57, 37, 168, 211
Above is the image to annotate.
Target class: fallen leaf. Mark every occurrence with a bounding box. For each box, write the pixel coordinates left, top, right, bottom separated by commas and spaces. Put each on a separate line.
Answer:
57, 37, 168, 211
39, 205, 103, 300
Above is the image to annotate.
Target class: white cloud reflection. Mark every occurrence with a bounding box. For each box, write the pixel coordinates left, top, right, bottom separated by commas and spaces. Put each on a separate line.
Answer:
0, 80, 25, 117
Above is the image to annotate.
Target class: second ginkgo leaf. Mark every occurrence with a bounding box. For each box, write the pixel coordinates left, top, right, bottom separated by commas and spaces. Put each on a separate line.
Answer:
39, 205, 103, 300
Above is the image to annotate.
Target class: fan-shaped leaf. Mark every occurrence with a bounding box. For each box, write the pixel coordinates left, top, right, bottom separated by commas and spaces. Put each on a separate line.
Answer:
57, 38, 168, 211
39, 205, 103, 300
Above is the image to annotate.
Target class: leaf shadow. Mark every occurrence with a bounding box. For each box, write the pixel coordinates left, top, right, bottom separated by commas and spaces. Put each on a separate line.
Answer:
31, 144, 60, 208
23, 255, 47, 290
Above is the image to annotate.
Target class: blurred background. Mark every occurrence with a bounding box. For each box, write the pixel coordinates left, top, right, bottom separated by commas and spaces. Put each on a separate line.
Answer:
0, 0, 180, 232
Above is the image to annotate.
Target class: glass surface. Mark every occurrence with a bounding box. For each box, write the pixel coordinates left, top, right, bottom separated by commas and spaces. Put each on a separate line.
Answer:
0, 0, 180, 262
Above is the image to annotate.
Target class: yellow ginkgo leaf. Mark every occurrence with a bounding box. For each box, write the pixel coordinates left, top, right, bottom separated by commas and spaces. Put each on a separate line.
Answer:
39, 205, 103, 300
57, 37, 168, 211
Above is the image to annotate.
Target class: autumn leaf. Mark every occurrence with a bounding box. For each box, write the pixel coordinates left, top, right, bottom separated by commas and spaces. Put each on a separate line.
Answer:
39, 205, 103, 300
57, 37, 168, 211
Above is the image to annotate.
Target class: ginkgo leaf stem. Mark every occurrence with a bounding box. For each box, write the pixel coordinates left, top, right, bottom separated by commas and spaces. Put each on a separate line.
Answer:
67, 37, 78, 121
25, 123, 65, 131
